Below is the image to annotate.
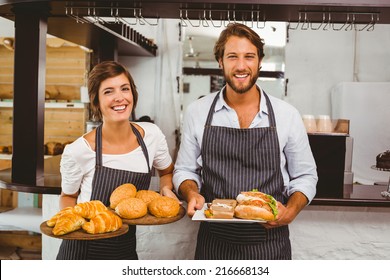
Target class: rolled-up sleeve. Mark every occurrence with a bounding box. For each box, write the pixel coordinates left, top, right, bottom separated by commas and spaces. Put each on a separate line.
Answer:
173, 104, 203, 193
60, 148, 83, 195
282, 110, 318, 203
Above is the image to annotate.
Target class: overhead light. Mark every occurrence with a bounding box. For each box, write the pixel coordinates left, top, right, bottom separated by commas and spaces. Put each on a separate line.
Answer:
185, 36, 199, 58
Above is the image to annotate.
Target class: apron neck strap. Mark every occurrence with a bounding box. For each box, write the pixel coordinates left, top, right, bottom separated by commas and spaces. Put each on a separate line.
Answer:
95, 123, 151, 172
205, 88, 277, 127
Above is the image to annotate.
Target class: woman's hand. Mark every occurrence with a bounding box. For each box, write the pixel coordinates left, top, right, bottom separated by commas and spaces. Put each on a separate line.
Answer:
160, 186, 182, 203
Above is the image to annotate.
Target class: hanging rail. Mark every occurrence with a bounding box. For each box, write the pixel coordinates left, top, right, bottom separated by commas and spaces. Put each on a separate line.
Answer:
179, 7, 266, 29
288, 11, 380, 31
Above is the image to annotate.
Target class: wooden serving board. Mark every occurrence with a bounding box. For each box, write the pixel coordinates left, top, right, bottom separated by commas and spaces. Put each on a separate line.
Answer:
40, 222, 129, 240
121, 205, 186, 225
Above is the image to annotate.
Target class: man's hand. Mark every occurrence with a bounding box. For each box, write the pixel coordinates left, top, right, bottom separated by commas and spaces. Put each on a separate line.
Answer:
178, 180, 205, 217
263, 192, 309, 229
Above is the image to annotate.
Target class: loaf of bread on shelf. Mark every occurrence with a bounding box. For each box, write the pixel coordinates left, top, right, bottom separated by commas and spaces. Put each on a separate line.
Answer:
115, 197, 147, 219
45, 142, 64, 155
135, 190, 161, 205
73, 200, 108, 219
82, 210, 123, 234
46, 206, 75, 227
109, 183, 137, 209
0, 145, 12, 154
52, 213, 85, 236
148, 196, 180, 218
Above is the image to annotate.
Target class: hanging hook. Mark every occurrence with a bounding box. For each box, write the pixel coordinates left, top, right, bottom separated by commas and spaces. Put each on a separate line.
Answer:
256, 10, 266, 29
310, 12, 325, 30
288, 12, 301, 30
301, 12, 309, 30
209, 10, 223, 28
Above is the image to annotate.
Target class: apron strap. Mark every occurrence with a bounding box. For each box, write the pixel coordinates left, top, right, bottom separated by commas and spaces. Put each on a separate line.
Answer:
205, 88, 276, 127
95, 123, 151, 173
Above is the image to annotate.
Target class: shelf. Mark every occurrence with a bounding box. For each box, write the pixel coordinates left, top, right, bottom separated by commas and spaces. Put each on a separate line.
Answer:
0, 101, 86, 108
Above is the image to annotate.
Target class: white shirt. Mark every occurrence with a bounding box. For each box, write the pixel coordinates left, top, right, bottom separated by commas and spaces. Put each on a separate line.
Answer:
173, 88, 318, 202
60, 122, 172, 203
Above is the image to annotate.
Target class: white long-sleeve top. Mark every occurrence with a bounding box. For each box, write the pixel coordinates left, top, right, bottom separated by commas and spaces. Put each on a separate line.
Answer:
173, 87, 318, 203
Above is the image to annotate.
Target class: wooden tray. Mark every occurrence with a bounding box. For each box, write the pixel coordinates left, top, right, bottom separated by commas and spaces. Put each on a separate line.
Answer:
40, 222, 129, 240
121, 205, 186, 225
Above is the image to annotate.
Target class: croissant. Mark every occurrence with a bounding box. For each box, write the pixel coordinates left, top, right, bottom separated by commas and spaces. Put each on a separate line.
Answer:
82, 210, 123, 234
52, 213, 85, 236
46, 206, 74, 227
73, 200, 107, 219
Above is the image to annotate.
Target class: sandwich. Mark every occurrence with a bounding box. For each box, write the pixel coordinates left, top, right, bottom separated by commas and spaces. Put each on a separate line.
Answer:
204, 199, 237, 219
234, 190, 278, 221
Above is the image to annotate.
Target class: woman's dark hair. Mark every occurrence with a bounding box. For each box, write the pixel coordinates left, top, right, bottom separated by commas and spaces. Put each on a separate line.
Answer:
214, 23, 265, 62
88, 61, 138, 121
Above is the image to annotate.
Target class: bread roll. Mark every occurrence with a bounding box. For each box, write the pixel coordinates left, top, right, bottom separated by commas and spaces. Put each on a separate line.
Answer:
135, 190, 161, 205
148, 196, 180, 218
115, 198, 147, 219
82, 210, 122, 234
109, 183, 137, 209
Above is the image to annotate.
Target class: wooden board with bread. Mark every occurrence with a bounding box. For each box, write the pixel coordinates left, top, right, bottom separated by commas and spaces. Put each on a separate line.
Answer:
41, 200, 129, 239
193, 190, 278, 223
41, 183, 185, 239
109, 184, 185, 225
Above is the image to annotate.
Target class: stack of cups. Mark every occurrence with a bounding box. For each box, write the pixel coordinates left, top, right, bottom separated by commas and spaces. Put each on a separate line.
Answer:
302, 114, 333, 133
302, 115, 317, 133
316, 115, 333, 133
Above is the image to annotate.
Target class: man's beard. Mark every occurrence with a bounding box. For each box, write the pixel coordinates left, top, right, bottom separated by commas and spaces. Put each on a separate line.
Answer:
224, 69, 259, 94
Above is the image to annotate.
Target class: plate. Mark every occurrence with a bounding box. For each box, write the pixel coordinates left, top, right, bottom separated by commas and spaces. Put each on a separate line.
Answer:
192, 204, 266, 223
40, 222, 129, 240
121, 205, 186, 225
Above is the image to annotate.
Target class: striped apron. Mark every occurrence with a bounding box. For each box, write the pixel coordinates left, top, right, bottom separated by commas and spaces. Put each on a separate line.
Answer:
57, 123, 151, 260
195, 90, 291, 260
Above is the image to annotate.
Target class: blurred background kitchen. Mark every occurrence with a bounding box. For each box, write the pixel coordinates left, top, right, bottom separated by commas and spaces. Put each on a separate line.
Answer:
0, 1, 389, 260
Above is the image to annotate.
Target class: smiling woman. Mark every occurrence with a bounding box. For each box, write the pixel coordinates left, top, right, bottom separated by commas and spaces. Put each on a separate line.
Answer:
55, 61, 180, 260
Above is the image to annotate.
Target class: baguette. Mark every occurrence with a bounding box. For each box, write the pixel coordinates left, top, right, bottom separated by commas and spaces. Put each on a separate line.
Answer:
234, 191, 278, 221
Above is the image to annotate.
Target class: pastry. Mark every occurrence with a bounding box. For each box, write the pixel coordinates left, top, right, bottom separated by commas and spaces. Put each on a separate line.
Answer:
82, 210, 123, 234
46, 206, 74, 227
52, 213, 85, 235
109, 183, 137, 209
73, 200, 108, 219
148, 196, 180, 218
